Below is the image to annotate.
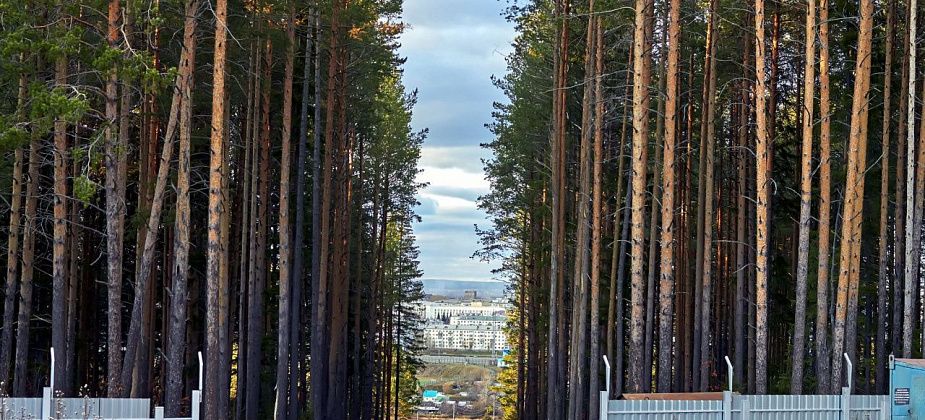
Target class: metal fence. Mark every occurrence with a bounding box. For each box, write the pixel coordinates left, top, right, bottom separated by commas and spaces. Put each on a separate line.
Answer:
601, 392, 890, 419
0, 349, 201, 420
599, 354, 891, 420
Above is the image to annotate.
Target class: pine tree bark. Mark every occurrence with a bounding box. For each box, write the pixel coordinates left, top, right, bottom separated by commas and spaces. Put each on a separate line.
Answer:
791, 0, 816, 394
165, 0, 200, 412
289, 10, 316, 420
13, 115, 40, 397
275, 5, 295, 418
567, 6, 596, 415
893, 4, 910, 361
546, 0, 569, 416
105, 0, 124, 396
753, 0, 771, 393
205, 0, 229, 413
698, 0, 718, 390
657, 0, 681, 392
902, 0, 918, 360
814, 0, 833, 394
831, 0, 874, 388
628, 0, 654, 393
0, 72, 26, 391
875, 0, 895, 393
589, 17, 604, 417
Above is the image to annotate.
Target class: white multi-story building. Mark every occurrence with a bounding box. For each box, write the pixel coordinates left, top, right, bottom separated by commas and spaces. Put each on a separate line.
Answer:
449, 315, 505, 327
423, 321, 507, 351
418, 300, 508, 320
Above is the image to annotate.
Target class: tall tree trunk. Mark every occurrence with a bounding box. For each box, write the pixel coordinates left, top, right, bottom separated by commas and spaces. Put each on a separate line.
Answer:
206, 0, 229, 413
105, 0, 124, 396
313, 0, 343, 413
791, 0, 817, 395
165, 0, 200, 411
831, 0, 874, 389
275, 5, 295, 418
289, 9, 316, 420
589, 16, 604, 417
893, 3, 910, 358
546, 0, 569, 417
698, 0, 718, 390
567, 6, 596, 415
902, 0, 918, 360
628, 0, 653, 393
814, 0, 833, 394
753, 0, 771, 393
657, 0, 681, 392
119, 0, 196, 394
13, 113, 40, 397
607, 47, 632, 396
875, 0, 895, 394
0, 72, 26, 391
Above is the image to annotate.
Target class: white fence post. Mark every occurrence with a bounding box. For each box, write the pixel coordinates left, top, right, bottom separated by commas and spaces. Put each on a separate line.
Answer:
722, 391, 732, 420
41, 387, 51, 420
741, 397, 749, 419
191, 390, 201, 420
154, 406, 164, 420
841, 387, 850, 419
600, 391, 608, 420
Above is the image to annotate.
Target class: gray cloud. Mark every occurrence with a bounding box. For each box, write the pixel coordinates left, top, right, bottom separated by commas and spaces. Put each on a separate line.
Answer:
401, 0, 514, 282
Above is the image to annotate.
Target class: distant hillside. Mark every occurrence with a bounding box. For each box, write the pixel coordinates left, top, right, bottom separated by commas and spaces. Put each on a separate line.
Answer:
421, 278, 509, 299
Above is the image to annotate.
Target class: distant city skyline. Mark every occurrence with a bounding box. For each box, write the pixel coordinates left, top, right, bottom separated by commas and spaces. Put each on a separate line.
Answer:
399, 0, 515, 282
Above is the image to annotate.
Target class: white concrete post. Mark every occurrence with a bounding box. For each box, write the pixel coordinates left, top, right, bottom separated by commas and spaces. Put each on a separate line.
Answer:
154, 406, 165, 420
722, 390, 732, 420
191, 390, 201, 420
840, 386, 850, 419
41, 387, 51, 420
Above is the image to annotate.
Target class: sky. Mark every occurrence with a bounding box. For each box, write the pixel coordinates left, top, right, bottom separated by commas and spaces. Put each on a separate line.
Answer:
398, 0, 516, 282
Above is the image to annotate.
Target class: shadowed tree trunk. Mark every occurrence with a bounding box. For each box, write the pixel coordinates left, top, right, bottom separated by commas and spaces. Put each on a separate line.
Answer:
0, 71, 26, 392
165, 0, 201, 412
875, 0, 895, 393
657, 0, 681, 392
275, 4, 295, 418
814, 0, 833, 394
791, 0, 817, 394
546, 0, 569, 417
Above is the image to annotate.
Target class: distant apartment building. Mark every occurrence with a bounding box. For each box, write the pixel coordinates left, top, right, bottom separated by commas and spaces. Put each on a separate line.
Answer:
423, 321, 507, 351
417, 300, 508, 320
463, 290, 478, 300
449, 315, 505, 327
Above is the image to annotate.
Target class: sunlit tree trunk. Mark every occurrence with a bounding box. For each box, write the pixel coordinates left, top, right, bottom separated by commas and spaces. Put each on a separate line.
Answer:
628, 0, 654, 393
753, 0, 771, 393
205, 0, 229, 413
831, 0, 874, 388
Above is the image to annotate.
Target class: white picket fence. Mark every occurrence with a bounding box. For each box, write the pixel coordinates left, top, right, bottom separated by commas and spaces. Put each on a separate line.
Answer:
0, 349, 201, 420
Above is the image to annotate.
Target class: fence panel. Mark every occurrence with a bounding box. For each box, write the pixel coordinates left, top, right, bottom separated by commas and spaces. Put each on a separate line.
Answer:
604, 394, 890, 420
735, 394, 840, 420
0, 397, 41, 419
605, 399, 723, 420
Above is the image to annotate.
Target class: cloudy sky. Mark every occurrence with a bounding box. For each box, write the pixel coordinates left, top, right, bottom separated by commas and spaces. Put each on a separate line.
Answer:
398, 1, 515, 281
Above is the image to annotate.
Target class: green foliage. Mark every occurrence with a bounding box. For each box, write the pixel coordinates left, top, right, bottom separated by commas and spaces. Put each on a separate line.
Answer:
72, 174, 99, 205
